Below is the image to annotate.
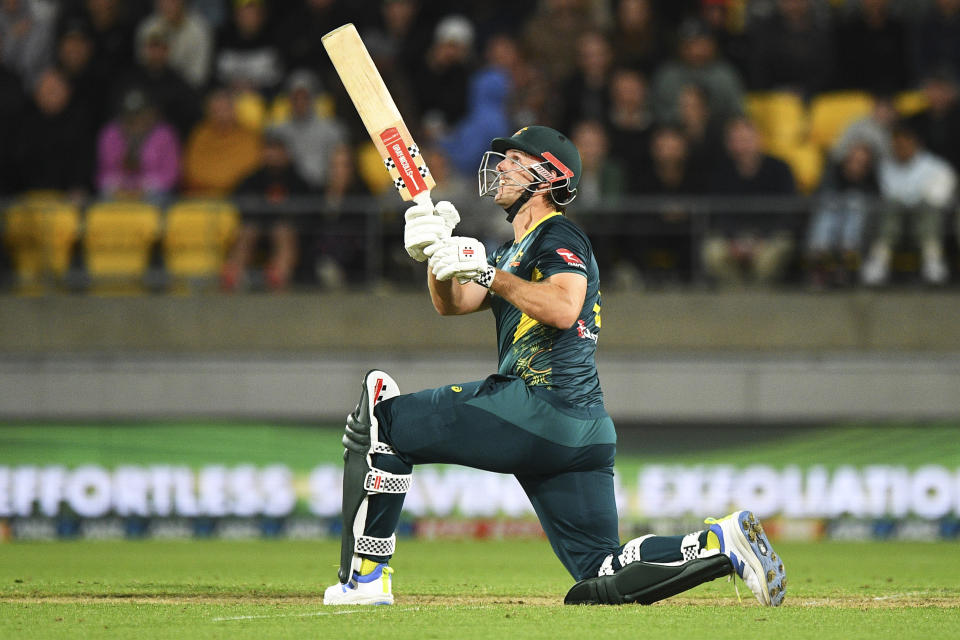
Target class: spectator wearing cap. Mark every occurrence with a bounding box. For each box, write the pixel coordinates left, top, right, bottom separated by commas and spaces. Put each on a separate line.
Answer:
223, 130, 311, 292
136, 0, 213, 88
649, 17, 745, 126
831, 94, 897, 163
745, 0, 834, 98
214, 0, 284, 94
182, 87, 261, 195
96, 88, 181, 205
908, 67, 960, 173
269, 69, 348, 191
115, 21, 202, 138
412, 14, 475, 139
862, 120, 957, 286
0, 0, 54, 88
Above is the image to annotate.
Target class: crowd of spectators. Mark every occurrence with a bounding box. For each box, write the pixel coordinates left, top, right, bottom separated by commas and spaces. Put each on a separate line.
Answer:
3, 0, 960, 291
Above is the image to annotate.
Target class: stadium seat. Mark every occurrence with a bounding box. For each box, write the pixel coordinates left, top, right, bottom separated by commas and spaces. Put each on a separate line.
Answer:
772, 142, 825, 195
746, 91, 808, 156
357, 141, 396, 195
2, 199, 80, 291
234, 90, 267, 131
162, 200, 239, 287
895, 90, 929, 117
808, 91, 874, 150
266, 94, 335, 126
83, 201, 161, 292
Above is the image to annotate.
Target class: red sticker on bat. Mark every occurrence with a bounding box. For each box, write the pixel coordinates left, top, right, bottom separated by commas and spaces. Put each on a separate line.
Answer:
556, 248, 585, 269
381, 127, 428, 196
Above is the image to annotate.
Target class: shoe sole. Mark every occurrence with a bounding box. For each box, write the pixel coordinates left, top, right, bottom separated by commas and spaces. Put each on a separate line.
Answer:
728, 511, 786, 606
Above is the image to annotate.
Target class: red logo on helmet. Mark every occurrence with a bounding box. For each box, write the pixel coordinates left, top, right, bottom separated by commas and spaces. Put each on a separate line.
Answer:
556, 248, 585, 269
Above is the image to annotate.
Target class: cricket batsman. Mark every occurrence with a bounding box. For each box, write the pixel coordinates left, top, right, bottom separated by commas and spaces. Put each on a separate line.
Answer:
323, 126, 787, 606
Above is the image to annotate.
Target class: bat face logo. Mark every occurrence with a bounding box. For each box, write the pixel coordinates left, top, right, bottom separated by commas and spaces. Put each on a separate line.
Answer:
380, 127, 428, 197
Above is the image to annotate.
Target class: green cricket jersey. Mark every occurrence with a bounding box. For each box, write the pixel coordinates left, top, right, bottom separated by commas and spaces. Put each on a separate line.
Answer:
488, 212, 604, 407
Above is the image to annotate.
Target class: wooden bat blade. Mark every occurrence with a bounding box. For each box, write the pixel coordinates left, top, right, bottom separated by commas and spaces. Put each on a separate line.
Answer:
322, 23, 435, 202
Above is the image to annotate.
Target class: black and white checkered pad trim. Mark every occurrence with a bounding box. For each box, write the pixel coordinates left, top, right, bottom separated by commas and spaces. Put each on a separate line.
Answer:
355, 533, 395, 556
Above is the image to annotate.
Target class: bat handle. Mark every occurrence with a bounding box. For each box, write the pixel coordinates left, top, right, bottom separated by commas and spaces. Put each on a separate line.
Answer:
412, 191, 434, 211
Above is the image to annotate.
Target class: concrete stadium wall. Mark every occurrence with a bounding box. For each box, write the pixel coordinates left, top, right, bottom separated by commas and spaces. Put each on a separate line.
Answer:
2, 291, 960, 353
1, 292, 959, 421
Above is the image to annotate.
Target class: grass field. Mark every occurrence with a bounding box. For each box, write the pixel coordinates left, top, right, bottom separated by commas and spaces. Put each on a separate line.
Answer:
1, 538, 959, 639
2, 422, 959, 637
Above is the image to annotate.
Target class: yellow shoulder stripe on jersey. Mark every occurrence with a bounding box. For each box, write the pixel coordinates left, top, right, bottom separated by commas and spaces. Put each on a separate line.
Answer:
517, 211, 563, 243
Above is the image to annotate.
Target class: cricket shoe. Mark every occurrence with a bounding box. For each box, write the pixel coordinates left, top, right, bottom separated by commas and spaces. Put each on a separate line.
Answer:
705, 511, 786, 606
323, 563, 394, 605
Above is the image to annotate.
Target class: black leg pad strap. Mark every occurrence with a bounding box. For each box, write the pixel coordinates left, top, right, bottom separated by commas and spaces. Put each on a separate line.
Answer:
564, 554, 732, 605
338, 448, 370, 584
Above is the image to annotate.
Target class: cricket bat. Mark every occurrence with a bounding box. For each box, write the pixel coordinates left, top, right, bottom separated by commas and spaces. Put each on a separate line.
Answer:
322, 23, 435, 207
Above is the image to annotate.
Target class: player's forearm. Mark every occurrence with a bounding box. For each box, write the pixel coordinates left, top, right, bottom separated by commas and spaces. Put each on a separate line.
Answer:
488, 269, 579, 329
428, 271, 483, 315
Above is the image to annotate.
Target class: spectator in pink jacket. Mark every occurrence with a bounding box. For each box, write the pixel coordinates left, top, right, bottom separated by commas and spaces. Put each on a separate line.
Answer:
97, 88, 180, 204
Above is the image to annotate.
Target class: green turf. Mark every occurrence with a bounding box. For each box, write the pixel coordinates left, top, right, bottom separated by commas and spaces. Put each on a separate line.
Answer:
2, 422, 959, 472
1, 539, 958, 639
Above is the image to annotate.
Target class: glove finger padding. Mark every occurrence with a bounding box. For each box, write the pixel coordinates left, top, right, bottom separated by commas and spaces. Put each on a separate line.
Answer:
434, 200, 460, 231
404, 202, 434, 222
404, 215, 449, 262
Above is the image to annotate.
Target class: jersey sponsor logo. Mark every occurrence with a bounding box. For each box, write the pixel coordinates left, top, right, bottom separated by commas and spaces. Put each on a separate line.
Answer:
576, 320, 598, 343
556, 248, 586, 269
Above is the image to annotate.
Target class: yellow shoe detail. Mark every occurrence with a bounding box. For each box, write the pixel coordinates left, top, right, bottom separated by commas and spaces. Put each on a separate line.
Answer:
706, 531, 721, 551
382, 566, 393, 594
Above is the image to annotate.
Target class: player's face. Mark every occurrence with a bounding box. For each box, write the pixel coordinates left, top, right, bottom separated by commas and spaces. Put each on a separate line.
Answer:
493, 150, 540, 206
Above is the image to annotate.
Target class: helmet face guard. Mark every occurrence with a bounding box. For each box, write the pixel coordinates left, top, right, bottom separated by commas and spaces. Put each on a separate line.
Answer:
477, 150, 578, 206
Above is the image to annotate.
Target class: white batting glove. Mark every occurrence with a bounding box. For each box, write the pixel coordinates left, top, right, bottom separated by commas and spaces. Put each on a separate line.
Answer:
429, 236, 496, 287
403, 200, 460, 262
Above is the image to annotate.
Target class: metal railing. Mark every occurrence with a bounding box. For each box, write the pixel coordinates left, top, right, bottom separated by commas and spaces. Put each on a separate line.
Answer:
0, 193, 872, 292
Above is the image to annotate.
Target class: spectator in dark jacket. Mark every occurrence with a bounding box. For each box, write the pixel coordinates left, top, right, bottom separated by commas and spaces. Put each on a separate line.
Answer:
914, 0, 960, 82
222, 130, 311, 292
746, 0, 834, 97
113, 21, 201, 138
702, 117, 798, 286
14, 67, 94, 199
834, 0, 911, 93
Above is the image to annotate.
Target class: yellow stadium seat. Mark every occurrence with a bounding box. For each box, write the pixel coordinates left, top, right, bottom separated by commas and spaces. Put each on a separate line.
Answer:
234, 90, 267, 131
163, 200, 239, 284
808, 91, 874, 150
83, 201, 161, 291
357, 141, 395, 195
746, 91, 808, 155
895, 90, 929, 117
266, 94, 335, 126
3, 199, 80, 290
772, 142, 825, 195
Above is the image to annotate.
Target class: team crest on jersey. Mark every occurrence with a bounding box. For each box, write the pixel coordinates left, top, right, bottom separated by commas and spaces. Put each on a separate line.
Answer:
556, 248, 585, 269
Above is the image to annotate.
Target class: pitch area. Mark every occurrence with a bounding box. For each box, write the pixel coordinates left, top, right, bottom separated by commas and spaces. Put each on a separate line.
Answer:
2, 538, 958, 639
